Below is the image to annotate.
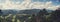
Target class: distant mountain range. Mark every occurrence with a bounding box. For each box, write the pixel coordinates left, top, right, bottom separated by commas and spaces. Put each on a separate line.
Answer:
1, 9, 53, 15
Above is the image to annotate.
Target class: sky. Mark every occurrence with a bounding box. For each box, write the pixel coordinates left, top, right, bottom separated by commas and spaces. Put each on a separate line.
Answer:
0, 0, 60, 10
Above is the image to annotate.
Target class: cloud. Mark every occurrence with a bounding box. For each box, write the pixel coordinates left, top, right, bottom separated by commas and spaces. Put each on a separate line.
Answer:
29, 1, 60, 10
0, 0, 32, 10
0, 0, 60, 10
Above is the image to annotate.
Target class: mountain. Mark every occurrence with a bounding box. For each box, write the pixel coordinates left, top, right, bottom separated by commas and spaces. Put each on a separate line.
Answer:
18, 9, 40, 14
1, 9, 53, 15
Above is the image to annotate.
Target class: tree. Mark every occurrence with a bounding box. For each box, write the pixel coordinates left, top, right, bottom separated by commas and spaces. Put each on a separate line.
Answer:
38, 8, 48, 16
31, 14, 36, 22
37, 8, 48, 22
0, 10, 2, 16
51, 8, 60, 22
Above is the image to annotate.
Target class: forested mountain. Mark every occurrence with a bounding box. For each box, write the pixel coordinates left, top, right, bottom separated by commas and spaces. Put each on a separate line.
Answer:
0, 9, 53, 15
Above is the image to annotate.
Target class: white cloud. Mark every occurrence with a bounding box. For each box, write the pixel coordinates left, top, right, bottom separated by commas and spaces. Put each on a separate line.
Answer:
29, 1, 60, 10
0, 0, 60, 10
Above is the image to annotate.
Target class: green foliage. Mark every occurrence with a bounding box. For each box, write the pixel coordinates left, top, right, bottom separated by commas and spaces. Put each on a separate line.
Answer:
0, 8, 60, 22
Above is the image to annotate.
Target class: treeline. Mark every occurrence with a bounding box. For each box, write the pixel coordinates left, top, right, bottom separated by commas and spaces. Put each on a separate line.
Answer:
31, 8, 60, 22
0, 8, 60, 22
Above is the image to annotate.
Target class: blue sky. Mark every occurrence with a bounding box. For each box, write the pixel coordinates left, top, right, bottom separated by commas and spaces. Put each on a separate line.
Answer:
32, 0, 60, 5
12, 0, 60, 5
0, 0, 60, 5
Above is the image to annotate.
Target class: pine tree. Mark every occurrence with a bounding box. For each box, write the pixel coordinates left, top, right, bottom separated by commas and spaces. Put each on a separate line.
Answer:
51, 8, 60, 22
37, 8, 48, 22
31, 14, 36, 22
0, 10, 2, 16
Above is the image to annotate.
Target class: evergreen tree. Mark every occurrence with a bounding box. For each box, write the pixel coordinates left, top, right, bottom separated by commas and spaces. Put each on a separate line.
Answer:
31, 14, 36, 22
38, 8, 48, 16
0, 10, 2, 16
37, 8, 48, 22
51, 8, 60, 22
